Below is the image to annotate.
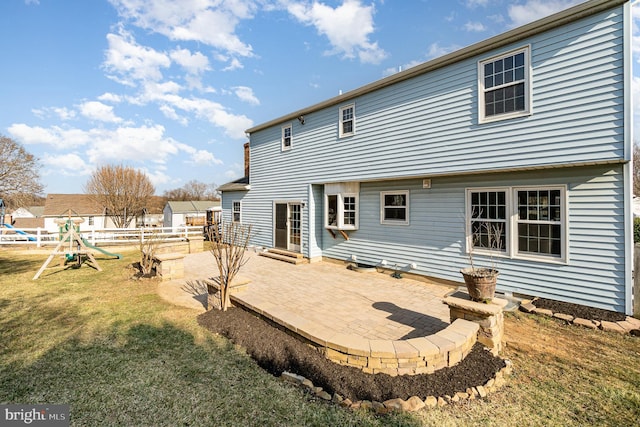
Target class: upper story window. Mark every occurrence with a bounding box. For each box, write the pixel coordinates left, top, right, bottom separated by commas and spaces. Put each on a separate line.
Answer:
479, 46, 531, 123
232, 201, 241, 223
380, 191, 409, 225
282, 124, 292, 151
339, 104, 355, 138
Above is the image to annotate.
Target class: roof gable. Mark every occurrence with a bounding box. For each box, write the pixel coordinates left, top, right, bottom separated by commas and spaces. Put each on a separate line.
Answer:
42, 194, 104, 217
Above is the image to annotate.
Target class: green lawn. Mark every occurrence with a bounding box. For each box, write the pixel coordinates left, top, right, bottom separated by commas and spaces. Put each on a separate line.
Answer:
1, 249, 639, 426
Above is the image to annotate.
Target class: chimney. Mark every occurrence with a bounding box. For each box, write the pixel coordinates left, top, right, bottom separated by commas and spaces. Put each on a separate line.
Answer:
243, 142, 250, 178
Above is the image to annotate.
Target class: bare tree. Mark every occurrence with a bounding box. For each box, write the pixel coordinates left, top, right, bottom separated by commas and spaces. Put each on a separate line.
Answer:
139, 228, 165, 276
0, 135, 43, 207
163, 180, 219, 201
85, 165, 155, 228
208, 220, 253, 311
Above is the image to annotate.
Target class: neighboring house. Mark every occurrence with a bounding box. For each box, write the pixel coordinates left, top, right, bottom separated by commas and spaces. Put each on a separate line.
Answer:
219, 0, 634, 314
10, 206, 45, 230
42, 194, 131, 233
138, 196, 166, 227
163, 200, 221, 229
11, 206, 44, 219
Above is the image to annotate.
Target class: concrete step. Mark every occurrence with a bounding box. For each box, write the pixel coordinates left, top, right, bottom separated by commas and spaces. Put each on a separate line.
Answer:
267, 248, 304, 259
258, 250, 307, 265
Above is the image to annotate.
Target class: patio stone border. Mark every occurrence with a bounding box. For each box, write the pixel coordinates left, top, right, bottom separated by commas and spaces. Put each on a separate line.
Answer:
208, 281, 509, 376
236, 296, 480, 376
279, 358, 513, 414
519, 299, 640, 335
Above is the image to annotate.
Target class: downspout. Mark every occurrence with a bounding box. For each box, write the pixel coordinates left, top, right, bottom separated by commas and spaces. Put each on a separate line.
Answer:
623, 0, 634, 315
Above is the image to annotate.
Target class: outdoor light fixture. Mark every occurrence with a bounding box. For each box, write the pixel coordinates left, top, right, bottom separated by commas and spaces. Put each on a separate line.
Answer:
298, 115, 305, 125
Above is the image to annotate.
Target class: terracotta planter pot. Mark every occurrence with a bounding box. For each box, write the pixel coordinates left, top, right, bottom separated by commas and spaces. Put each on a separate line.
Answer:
460, 267, 499, 302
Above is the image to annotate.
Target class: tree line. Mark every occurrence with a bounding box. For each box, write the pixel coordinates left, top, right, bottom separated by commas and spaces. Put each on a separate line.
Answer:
0, 135, 220, 228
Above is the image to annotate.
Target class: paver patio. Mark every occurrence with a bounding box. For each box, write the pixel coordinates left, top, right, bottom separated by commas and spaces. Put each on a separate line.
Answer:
161, 250, 458, 340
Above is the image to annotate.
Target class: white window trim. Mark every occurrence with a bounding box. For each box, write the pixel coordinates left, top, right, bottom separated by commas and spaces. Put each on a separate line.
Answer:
465, 186, 568, 264
512, 185, 567, 264
478, 45, 532, 124
339, 103, 355, 138
380, 190, 410, 226
232, 200, 242, 223
325, 193, 359, 230
281, 123, 292, 151
465, 187, 511, 258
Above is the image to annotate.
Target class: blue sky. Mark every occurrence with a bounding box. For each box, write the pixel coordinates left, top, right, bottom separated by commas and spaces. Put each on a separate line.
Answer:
1, 0, 639, 195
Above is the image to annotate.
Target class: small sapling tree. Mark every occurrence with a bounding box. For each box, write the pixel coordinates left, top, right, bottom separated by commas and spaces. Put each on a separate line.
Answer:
208, 219, 253, 311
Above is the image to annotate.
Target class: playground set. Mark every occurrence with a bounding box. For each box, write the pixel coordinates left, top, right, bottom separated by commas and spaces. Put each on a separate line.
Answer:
33, 210, 121, 280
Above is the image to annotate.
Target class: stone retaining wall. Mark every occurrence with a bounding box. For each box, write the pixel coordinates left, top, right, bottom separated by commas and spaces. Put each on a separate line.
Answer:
321, 318, 479, 375
153, 252, 185, 280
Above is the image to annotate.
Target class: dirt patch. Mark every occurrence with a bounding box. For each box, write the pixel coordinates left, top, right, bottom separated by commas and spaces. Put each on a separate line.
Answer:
197, 306, 506, 402
127, 262, 157, 280
532, 297, 626, 322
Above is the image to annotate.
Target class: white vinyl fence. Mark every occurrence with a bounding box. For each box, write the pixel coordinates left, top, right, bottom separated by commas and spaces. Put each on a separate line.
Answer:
0, 226, 204, 248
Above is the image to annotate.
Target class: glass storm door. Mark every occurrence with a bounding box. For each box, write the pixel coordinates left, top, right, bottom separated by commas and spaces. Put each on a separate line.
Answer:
274, 203, 301, 252
288, 203, 301, 252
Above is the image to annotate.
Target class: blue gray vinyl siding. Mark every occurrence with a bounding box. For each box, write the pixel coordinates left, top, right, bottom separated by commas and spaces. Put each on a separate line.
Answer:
319, 165, 626, 313
225, 4, 631, 313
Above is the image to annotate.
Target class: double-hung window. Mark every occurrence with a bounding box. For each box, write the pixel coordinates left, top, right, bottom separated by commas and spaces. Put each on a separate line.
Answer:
380, 191, 409, 225
339, 104, 355, 137
232, 201, 241, 223
282, 124, 292, 151
479, 46, 530, 123
468, 190, 508, 254
516, 189, 563, 257
466, 186, 566, 262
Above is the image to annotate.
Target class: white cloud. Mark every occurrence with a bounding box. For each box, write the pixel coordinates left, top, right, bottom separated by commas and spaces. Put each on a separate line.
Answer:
79, 101, 122, 123
222, 57, 244, 71
31, 106, 77, 120
170, 48, 210, 74
144, 168, 172, 187
287, 0, 387, 64
508, 0, 581, 27
85, 125, 179, 164
41, 153, 93, 176
425, 42, 461, 60
464, 21, 486, 32
159, 105, 189, 126
103, 27, 171, 85
109, 0, 255, 59
136, 87, 252, 139
186, 149, 223, 166
98, 92, 123, 103
233, 86, 260, 106
8, 124, 89, 148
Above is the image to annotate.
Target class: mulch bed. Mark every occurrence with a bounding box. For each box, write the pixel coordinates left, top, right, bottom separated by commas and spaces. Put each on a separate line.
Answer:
197, 307, 506, 402
532, 297, 626, 322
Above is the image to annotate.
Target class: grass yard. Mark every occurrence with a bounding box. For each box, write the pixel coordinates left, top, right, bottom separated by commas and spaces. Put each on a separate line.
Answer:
0, 249, 639, 426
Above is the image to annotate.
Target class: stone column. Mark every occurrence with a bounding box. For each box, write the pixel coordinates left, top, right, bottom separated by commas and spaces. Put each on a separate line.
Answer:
187, 235, 204, 253
443, 293, 508, 355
